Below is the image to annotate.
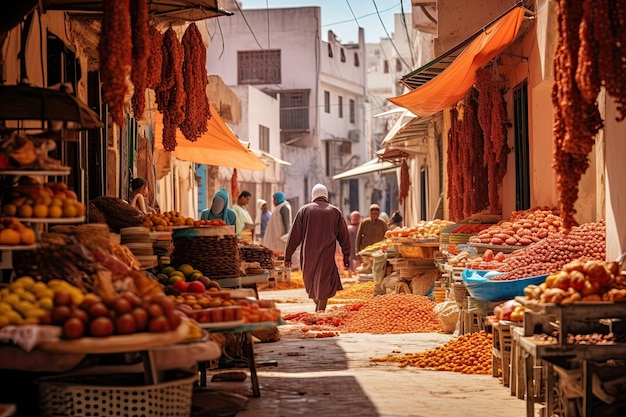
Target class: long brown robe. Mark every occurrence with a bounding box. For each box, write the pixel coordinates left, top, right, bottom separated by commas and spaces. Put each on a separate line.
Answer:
285, 198, 351, 301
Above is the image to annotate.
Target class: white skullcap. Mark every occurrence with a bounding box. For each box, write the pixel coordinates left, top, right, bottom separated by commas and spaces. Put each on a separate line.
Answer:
311, 183, 328, 201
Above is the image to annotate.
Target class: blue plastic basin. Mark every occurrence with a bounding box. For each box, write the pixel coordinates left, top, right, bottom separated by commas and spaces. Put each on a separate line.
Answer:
461, 269, 547, 301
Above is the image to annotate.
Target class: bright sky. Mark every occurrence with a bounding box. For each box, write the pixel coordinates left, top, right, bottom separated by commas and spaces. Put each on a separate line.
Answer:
240, 0, 413, 44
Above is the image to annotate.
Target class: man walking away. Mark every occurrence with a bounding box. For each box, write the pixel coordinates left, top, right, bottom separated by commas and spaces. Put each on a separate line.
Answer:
264, 191, 292, 255
284, 184, 351, 312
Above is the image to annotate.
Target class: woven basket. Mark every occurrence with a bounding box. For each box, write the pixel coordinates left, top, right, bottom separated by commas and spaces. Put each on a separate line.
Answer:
453, 282, 470, 308
172, 234, 240, 277
38, 372, 196, 417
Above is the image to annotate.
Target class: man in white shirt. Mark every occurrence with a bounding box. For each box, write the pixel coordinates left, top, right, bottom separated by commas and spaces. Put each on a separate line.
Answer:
232, 191, 253, 238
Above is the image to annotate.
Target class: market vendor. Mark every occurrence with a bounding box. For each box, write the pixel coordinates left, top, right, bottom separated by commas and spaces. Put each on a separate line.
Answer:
232, 190, 253, 238
355, 204, 388, 253
200, 188, 236, 226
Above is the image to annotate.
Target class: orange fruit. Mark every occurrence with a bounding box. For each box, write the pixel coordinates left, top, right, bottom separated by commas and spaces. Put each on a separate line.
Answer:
2, 204, 17, 216
33, 204, 49, 218
0, 228, 21, 245
48, 205, 63, 218
19, 228, 35, 245
16, 204, 33, 218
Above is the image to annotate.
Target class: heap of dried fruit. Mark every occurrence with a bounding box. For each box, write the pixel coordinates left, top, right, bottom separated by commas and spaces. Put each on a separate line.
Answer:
371, 331, 492, 374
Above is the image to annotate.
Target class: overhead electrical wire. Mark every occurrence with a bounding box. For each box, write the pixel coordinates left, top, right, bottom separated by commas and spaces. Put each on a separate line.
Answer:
372, 0, 411, 69
400, 0, 415, 68
234, 0, 265, 50
344, 0, 360, 27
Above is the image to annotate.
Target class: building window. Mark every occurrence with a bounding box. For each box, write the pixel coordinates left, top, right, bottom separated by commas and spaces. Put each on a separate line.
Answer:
280, 89, 310, 131
338, 96, 343, 118
383, 60, 389, 73
354, 53, 359, 67
238, 50, 281, 84
259, 125, 270, 152
349, 99, 355, 124
396, 58, 402, 72
328, 44, 333, 58
324, 90, 330, 113
513, 81, 530, 210
340, 48, 346, 62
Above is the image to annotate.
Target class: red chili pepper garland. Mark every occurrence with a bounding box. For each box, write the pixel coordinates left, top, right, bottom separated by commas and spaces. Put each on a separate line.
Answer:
398, 160, 410, 205
180, 23, 211, 142
99, 0, 132, 127
130, 0, 150, 119
156, 28, 185, 152
147, 26, 163, 90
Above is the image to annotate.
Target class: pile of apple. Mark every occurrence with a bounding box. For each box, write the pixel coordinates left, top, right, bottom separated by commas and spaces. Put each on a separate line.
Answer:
48, 290, 182, 339
143, 211, 195, 231
157, 264, 221, 294
1, 179, 85, 219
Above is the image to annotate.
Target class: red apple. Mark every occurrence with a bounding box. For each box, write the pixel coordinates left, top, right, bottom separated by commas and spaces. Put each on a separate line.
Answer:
148, 316, 170, 333
70, 306, 90, 323
172, 280, 188, 292
90, 317, 114, 337
113, 298, 132, 315
63, 317, 85, 339
131, 307, 149, 331
88, 302, 109, 318
115, 313, 137, 335
187, 281, 206, 293
53, 291, 73, 307
51, 305, 72, 324
147, 304, 164, 318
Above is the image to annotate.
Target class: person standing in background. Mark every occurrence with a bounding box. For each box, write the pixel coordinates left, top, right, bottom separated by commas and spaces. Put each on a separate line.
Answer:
263, 191, 292, 254
284, 184, 350, 312
255, 199, 271, 243
355, 204, 388, 253
200, 188, 236, 226
232, 191, 253, 238
347, 211, 361, 272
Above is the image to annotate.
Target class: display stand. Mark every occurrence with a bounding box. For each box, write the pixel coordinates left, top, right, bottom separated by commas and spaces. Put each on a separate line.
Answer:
515, 300, 626, 417
198, 321, 278, 397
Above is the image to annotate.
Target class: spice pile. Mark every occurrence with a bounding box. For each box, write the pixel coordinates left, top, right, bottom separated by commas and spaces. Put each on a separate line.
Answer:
283, 294, 442, 335
371, 331, 493, 375
329, 281, 374, 303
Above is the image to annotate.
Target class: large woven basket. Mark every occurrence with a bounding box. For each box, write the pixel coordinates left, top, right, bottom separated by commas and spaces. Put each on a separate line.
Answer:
38, 372, 196, 417
172, 227, 239, 277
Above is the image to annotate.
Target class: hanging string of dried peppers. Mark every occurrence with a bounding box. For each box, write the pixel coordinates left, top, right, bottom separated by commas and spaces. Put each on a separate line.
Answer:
475, 67, 510, 213
130, 0, 150, 120
147, 26, 163, 90
156, 28, 185, 152
180, 23, 211, 142
447, 106, 463, 221
552, 0, 603, 229
231, 169, 239, 201
398, 159, 410, 205
98, 0, 132, 127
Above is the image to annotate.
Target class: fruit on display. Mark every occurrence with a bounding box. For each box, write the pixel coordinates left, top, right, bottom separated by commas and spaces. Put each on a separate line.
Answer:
523, 259, 626, 304
156, 264, 221, 294
142, 211, 195, 231
49, 291, 182, 339
170, 292, 234, 309
469, 207, 564, 246
193, 219, 227, 226
384, 219, 455, 239
0, 217, 36, 245
0, 277, 84, 327
464, 249, 506, 270
1, 180, 85, 219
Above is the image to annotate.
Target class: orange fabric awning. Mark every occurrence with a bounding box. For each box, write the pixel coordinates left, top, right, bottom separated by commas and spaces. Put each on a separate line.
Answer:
154, 104, 268, 171
388, 7, 525, 116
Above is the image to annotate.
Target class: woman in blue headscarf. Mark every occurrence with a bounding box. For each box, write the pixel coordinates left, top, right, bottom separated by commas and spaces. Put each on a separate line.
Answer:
200, 188, 237, 225
263, 191, 292, 254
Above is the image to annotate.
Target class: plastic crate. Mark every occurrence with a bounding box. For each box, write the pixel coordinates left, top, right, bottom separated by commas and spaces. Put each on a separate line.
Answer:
38, 372, 196, 417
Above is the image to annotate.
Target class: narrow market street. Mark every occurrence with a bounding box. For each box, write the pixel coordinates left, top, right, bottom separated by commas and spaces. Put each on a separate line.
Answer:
196, 284, 527, 417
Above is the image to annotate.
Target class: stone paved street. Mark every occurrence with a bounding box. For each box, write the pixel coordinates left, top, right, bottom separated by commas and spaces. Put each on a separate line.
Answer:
197, 287, 528, 417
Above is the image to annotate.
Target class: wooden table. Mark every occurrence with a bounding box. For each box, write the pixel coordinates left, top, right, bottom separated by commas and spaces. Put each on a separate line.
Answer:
199, 321, 278, 397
